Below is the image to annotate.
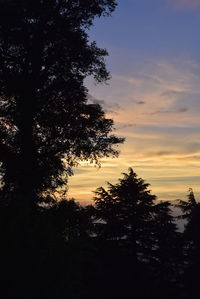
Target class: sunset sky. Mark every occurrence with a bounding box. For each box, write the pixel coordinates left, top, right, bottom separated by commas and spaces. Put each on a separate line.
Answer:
68, 0, 200, 203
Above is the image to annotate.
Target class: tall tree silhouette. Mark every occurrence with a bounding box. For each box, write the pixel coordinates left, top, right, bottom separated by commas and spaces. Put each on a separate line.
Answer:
179, 189, 200, 298
178, 188, 199, 256
0, 3, 124, 297
93, 168, 159, 298
0, 0, 123, 206
179, 188, 197, 221
94, 168, 156, 262
153, 201, 183, 297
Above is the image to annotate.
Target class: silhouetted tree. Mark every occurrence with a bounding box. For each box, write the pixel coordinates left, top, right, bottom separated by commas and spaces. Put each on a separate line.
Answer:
94, 168, 156, 261
0, 2, 125, 298
0, 0, 123, 207
179, 188, 197, 221
178, 189, 199, 255
153, 201, 183, 297
178, 189, 200, 298
32, 198, 97, 299
0, 195, 101, 299
93, 168, 158, 298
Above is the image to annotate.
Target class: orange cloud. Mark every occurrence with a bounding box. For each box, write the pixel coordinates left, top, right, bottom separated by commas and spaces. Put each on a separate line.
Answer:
68, 58, 200, 203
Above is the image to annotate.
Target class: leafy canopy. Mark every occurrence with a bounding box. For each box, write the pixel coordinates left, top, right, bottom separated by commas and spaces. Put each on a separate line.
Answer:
0, 0, 123, 198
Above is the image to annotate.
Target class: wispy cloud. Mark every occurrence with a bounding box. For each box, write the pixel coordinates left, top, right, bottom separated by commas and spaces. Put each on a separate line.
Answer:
146, 107, 189, 115
69, 58, 200, 203
116, 123, 136, 130
135, 100, 146, 105
88, 94, 121, 114
166, 0, 200, 9
161, 89, 186, 98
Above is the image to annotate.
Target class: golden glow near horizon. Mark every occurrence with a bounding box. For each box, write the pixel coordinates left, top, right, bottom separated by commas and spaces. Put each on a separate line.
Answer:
68, 59, 200, 204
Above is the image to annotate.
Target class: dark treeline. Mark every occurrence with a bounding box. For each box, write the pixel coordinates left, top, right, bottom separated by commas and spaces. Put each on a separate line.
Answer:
0, 1, 200, 298
0, 168, 200, 298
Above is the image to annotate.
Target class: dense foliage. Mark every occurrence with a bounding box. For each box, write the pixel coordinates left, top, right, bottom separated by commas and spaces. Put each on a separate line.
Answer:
0, 2, 199, 299
0, 168, 198, 299
0, 0, 123, 203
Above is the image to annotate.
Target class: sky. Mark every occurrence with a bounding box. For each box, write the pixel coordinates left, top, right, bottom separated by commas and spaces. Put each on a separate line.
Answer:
68, 0, 200, 204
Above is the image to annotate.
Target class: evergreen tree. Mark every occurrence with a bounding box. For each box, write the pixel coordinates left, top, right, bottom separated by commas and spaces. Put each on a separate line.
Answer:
178, 188, 199, 253
153, 201, 183, 297
94, 168, 156, 262
93, 168, 162, 298
179, 188, 197, 221
178, 189, 200, 298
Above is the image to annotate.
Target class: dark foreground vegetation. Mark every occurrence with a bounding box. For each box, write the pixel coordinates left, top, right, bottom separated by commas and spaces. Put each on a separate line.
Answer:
0, 1, 199, 298
0, 168, 200, 299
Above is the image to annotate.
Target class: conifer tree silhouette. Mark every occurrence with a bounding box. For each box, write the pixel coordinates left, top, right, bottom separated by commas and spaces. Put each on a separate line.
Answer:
94, 168, 156, 261
179, 189, 200, 298
153, 201, 183, 297
93, 168, 158, 298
